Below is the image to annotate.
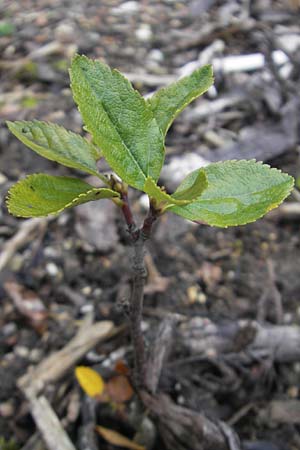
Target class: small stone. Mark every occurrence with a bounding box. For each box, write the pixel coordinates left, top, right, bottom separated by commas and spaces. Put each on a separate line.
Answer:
198, 293, 207, 304
0, 401, 15, 417
93, 288, 103, 299
29, 348, 43, 362
2, 322, 17, 336
283, 312, 293, 324
80, 303, 94, 314
177, 395, 185, 405
141, 321, 149, 332
287, 386, 299, 398
63, 239, 73, 250
206, 348, 217, 358
277, 33, 300, 53
148, 49, 164, 62
112, 1, 140, 15
0, 173, 7, 184
135, 24, 152, 42
14, 346, 29, 358
46, 262, 59, 277
294, 363, 300, 373
227, 270, 235, 280
55, 23, 75, 43
187, 285, 199, 304
44, 246, 60, 258
35, 13, 48, 27
81, 286, 92, 296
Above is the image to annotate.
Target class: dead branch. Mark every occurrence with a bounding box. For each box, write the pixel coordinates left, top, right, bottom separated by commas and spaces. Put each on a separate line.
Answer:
142, 392, 241, 450
146, 315, 179, 393
23, 395, 76, 450
0, 218, 48, 273
180, 318, 300, 363
18, 319, 114, 396
18, 319, 115, 450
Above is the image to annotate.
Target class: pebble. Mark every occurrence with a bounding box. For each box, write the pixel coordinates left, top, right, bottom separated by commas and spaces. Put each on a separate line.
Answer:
175, 383, 182, 391
93, 288, 103, 299
148, 49, 164, 62
135, 24, 152, 42
44, 246, 60, 258
177, 395, 185, 405
0, 401, 15, 417
0, 172, 8, 184
141, 321, 149, 332
111, 1, 140, 15
287, 386, 298, 398
277, 33, 300, 53
14, 346, 29, 358
29, 348, 43, 362
2, 322, 17, 337
81, 286, 92, 296
283, 312, 293, 324
46, 262, 59, 277
55, 23, 76, 43
80, 303, 94, 314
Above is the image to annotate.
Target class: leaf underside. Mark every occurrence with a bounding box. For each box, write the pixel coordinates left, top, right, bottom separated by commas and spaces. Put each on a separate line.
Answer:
148, 65, 213, 136
170, 160, 294, 227
7, 120, 101, 177
7, 174, 119, 217
144, 169, 208, 206
70, 55, 165, 190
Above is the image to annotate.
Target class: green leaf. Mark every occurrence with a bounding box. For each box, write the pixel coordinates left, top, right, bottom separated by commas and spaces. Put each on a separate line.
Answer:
144, 169, 207, 206
172, 169, 208, 201
148, 65, 213, 136
7, 120, 101, 177
169, 160, 294, 227
144, 177, 188, 206
6, 174, 119, 218
70, 55, 165, 190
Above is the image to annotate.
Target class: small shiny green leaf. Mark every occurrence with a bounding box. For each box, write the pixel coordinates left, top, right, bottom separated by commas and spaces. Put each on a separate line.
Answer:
70, 55, 165, 190
7, 174, 119, 218
144, 169, 207, 207
148, 65, 213, 136
170, 160, 294, 227
7, 120, 101, 177
172, 169, 208, 201
144, 177, 189, 206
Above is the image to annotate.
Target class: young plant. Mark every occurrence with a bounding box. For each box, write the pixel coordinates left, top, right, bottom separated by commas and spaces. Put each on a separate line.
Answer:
6, 55, 294, 389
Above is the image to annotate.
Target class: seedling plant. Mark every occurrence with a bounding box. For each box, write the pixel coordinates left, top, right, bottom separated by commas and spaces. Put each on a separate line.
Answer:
6, 55, 294, 389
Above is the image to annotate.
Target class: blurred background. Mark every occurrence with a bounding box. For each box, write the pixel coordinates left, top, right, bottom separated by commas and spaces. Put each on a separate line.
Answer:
1, 1, 300, 449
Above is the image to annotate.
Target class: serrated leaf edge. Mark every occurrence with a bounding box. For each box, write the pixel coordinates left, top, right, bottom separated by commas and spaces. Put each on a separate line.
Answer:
7, 119, 103, 180
148, 65, 214, 135
6, 174, 120, 218
169, 159, 295, 227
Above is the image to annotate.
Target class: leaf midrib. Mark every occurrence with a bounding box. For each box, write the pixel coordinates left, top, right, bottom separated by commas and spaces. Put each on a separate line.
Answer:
80, 67, 148, 181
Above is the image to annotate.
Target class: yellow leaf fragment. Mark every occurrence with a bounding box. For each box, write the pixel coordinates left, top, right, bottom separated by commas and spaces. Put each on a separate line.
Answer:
75, 366, 105, 397
96, 426, 145, 450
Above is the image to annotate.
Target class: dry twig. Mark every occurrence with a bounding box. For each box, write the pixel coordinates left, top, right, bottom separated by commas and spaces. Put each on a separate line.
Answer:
0, 218, 48, 273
